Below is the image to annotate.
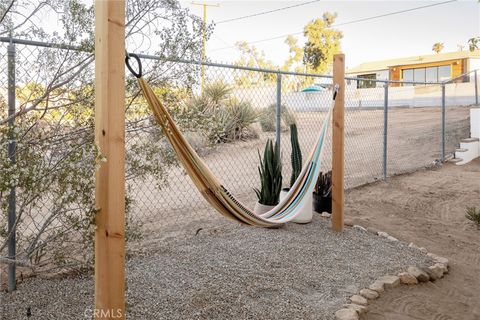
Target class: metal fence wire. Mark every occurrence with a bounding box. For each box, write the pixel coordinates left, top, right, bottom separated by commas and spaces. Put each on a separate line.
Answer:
0, 38, 478, 290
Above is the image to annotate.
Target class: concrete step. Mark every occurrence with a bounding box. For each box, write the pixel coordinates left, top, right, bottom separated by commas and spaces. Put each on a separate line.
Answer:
461, 137, 480, 143
448, 158, 463, 163
455, 148, 468, 152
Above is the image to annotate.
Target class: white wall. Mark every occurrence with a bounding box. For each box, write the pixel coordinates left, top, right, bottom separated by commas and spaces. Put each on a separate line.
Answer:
281, 82, 478, 111
346, 69, 389, 88
469, 58, 480, 73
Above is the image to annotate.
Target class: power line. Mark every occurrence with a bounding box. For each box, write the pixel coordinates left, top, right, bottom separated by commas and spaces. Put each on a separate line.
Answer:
210, 0, 457, 52
215, 0, 321, 24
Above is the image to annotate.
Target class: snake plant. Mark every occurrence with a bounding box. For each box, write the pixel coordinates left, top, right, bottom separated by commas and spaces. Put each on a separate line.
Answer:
254, 139, 283, 206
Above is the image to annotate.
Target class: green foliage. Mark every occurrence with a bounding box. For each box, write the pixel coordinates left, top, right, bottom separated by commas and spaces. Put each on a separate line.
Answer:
303, 12, 343, 73
314, 170, 332, 198
254, 140, 283, 206
283, 35, 304, 73
289, 123, 302, 188
233, 41, 277, 86
203, 82, 232, 106
465, 206, 480, 226
468, 37, 480, 52
259, 104, 296, 132
0, 0, 211, 274
185, 82, 259, 143
432, 42, 444, 54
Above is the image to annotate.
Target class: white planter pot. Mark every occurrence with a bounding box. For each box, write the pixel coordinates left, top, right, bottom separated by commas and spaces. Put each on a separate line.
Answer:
254, 202, 275, 215
280, 189, 313, 224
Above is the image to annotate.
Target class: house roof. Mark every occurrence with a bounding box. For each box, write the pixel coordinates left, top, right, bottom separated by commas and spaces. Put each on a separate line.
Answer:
346, 50, 480, 74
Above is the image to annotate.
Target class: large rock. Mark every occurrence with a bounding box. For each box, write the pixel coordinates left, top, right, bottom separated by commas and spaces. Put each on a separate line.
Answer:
368, 281, 385, 293
353, 225, 367, 232
398, 272, 418, 285
359, 288, 379, 300
407, 266, 430, 282
386, 235, 399, 242
335, 308, 359, 320
408, 243, 429, 253
320, 212, 331, 218
349, 294, 368, 306
427, 253, 449, 268
377, 275, 400, 289
344, 219, 354, 227
343, 303, 368, 315
433, 263, 448, 274
424, 267, 440, 281
425, 264, 447, 281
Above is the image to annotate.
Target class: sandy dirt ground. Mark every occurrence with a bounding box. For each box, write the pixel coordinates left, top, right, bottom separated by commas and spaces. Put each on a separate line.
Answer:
130, 106, 470, 230
345, 159, 480, 320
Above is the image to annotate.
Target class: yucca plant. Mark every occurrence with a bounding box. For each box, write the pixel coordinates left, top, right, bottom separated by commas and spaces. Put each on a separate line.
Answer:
254, 139, 283, 206
465, 206, 480, 226
203, 81, 231, 107
289, 123, 302, 188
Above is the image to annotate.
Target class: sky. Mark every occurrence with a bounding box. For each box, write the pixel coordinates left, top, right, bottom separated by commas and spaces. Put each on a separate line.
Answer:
181, 0, 480, 69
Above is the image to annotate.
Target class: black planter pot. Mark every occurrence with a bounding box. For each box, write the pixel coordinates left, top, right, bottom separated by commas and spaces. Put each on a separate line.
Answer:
313, 193, 332, 213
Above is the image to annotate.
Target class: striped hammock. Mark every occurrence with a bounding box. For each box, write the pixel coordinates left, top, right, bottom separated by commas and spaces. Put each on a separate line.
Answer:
136, 77, 336, 228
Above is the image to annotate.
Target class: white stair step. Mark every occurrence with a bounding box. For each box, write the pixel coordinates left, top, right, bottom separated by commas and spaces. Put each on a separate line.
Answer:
455, 148, 468, 152
448, 158, 463, 163
461, 137, 479, 143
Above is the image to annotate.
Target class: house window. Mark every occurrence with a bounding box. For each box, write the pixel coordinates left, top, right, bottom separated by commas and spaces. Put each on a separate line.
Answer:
357, 73, 376, 89
402, 65, 451, 85
426, 67, 438, 83
414, 68, 426, 83
402, 69, 414, 85
438, 65, 451, 81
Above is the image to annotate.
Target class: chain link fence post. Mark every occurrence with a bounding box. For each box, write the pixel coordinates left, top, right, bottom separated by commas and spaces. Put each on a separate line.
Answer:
441, 83, 446, 162
383, 82, 389, 180
475, 69, 478, 105
7, 40, 17, 292
276, 73, 282, 152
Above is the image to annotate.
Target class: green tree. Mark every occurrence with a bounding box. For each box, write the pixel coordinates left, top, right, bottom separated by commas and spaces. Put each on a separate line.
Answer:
303, 12, 343, 73
233, 41, 277, 86
468, 37, 479, 52
432, 42, 444, 54
283, 35, 304, 73
0, 0, 209, 271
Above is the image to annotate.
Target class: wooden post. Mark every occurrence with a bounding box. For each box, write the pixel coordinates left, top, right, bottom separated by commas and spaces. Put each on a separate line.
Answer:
94, 1, 126, 319
332, 54, 345, 232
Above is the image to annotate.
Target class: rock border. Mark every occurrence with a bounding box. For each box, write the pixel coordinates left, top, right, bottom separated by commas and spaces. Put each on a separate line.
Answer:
318, 213, 450, 320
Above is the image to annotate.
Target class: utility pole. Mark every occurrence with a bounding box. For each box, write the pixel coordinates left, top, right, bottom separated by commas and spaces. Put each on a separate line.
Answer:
191, 1, 219, 92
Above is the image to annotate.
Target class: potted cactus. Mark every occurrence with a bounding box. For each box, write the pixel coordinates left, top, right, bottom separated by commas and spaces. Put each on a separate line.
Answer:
313, 170, 332, 213
253, 139, 282, 214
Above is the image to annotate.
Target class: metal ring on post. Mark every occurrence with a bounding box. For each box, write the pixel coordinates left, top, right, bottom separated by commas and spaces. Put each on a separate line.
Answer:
125, 52, 142, 78
332, 84, 340, 100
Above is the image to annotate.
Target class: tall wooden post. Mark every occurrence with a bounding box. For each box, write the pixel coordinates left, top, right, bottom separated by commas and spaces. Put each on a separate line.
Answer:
94, 1, 126, 319
332, 54, 345, 232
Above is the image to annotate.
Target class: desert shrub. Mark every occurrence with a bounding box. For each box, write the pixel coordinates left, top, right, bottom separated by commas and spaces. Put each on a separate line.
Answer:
203, 81, 231, 106
185, 83, 259, 144
465, 207, 480, 226
259, 103, 297, 132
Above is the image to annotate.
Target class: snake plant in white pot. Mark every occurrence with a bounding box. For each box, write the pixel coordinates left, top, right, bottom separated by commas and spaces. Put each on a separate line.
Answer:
253, 139, 282, 215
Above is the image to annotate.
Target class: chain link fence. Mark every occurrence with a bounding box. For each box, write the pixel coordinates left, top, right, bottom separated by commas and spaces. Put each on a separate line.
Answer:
0, 38, 478, 291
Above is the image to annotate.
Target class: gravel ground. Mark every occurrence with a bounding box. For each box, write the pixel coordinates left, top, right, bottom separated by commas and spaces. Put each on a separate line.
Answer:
1, 216, 432, 320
